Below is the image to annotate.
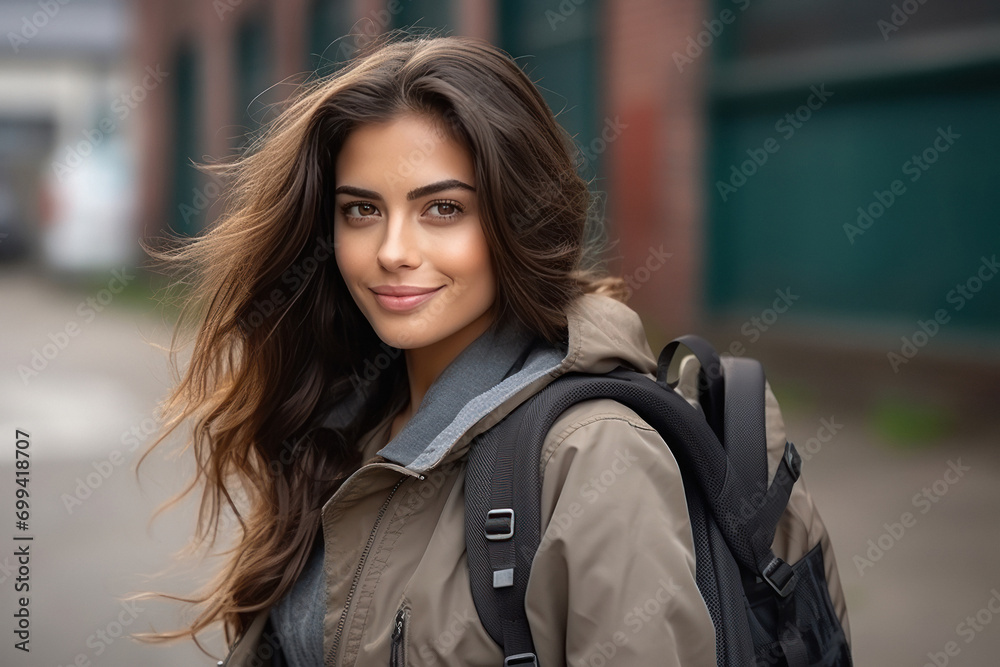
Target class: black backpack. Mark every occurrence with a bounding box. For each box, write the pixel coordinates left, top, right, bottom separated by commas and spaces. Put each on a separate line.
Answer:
464, 335, 853, 667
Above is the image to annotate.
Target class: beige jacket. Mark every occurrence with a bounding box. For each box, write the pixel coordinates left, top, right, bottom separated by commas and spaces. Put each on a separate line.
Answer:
220, 293, 850, 666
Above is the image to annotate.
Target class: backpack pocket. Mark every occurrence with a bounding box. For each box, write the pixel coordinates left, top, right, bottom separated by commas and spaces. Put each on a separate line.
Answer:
747, 541, 852, 666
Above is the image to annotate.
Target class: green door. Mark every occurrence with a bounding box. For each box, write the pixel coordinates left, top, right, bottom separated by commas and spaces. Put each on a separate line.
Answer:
706, 0, 1000, 340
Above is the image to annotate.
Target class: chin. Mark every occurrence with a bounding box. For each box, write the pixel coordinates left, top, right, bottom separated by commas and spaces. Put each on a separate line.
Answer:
364, 307, 462, 352
370, 322, 443, 350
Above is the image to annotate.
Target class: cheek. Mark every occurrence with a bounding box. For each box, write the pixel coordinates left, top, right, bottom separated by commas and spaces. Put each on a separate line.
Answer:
444, 228, 493, 282
472, 245, 495, 288
333, 231, 367, 280
471, 235, 495, 288
455, 239, 496, 307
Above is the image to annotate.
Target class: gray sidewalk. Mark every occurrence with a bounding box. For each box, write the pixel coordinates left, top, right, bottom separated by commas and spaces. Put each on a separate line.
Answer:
0, 264, 220, 666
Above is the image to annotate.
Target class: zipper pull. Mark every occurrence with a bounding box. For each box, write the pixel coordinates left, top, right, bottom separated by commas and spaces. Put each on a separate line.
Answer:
220, 626, 247, 666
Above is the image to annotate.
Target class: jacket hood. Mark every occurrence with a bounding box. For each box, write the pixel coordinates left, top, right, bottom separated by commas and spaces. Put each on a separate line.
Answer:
320, 293, 658, 474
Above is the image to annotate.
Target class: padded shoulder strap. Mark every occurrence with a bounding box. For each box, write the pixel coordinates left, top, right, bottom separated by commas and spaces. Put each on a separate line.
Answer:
465, 366, 800, 665
465, 377, 544, 665
666, 339, 801, 593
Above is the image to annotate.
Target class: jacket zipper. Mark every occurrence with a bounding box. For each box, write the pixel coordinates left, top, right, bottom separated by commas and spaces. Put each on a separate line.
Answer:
219, 612, 258, 667
390, 603, 410, 667
219, 635, 241, 666
326, 474, 410, 667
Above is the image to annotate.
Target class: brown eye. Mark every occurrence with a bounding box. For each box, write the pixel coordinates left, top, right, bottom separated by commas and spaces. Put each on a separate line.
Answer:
341, 202, 379, 219
427, 200, 464, 219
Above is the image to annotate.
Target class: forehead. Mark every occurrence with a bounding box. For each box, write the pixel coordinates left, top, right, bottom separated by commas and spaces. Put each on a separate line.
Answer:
335, 113, 475, 189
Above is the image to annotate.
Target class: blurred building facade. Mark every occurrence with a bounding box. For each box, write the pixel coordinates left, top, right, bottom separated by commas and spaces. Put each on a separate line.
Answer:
703, 0, 1000, 351
7, 0, 998, 351
132, 0, 709, 334
0, 0, 139, 271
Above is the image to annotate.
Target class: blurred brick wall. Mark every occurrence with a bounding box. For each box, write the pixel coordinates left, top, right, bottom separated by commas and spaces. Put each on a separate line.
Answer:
133, 0, 708, 337
606, 0, 708, 337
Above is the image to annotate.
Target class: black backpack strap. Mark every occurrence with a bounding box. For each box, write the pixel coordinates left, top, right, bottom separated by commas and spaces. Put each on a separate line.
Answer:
714, 346, 811, 667
465, 389, 542, 666
719, 355, 799, 594
718, 356, 767, 479
658, 334, 725, 443
469, 367, 746, 662
465, 360, 810, 666
660, 338, 801, 595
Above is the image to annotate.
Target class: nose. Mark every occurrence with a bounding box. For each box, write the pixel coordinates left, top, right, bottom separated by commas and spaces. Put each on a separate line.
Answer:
376, 211, 422, 272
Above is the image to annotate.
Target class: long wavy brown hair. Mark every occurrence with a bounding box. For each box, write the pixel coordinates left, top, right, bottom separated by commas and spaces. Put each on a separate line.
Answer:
133, 29, 629, 656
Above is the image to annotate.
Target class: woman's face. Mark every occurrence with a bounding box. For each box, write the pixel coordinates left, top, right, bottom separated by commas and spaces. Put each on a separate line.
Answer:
333, 113, 497, 352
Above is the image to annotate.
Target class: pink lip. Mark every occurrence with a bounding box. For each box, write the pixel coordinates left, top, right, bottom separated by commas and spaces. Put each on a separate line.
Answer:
371, 285, 442, 296
371, 286, 443, 312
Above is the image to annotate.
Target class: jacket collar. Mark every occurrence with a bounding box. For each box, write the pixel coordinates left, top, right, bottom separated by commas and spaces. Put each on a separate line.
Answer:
319, 293, 658, 474
375, 311, 559, 472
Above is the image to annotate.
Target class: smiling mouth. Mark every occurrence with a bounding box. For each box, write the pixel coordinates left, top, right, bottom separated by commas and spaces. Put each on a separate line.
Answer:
371, 286, 444, 312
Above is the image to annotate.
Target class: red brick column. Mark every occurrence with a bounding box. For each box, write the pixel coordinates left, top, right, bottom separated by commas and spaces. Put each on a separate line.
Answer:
132, 0, 179, 242
196, 2, 237, 161
604, 0, 709, 336
458, 0, 496, 42
273, 0, 310, 83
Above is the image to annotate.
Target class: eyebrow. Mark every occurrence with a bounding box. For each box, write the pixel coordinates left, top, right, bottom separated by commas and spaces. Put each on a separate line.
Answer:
333, 179, 476, 201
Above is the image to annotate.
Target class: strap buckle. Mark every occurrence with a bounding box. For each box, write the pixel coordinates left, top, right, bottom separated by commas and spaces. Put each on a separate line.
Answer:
485, 508, 515, 541
762, 556, 797, 597
783, 441, 802, 480
504, 652, 538, 666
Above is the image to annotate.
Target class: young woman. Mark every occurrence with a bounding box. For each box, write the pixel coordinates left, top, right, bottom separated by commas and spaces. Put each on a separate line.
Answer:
137, 33, 848, 666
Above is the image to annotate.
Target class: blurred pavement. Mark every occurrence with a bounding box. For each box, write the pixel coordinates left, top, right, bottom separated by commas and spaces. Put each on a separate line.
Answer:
0, 261, 224, 667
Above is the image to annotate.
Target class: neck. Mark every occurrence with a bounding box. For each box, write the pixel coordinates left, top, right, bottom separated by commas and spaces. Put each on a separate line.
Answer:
393, 309, 497, 435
